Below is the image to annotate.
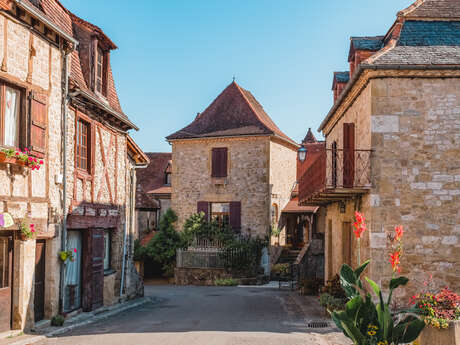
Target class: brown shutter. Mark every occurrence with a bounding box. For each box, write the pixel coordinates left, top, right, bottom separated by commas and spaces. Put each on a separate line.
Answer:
29, 92, 47, 157
211, 148, 227, 177
82, 228, 104, 312
343, 123, 355, 188
229, 201, 241, 233
197, 201, 209, 220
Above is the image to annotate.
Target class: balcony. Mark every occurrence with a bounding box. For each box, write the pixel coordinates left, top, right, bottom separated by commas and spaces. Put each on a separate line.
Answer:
298, 148, 372, 205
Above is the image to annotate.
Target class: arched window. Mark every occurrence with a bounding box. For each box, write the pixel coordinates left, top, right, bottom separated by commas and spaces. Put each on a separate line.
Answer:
271, 203, 279, 225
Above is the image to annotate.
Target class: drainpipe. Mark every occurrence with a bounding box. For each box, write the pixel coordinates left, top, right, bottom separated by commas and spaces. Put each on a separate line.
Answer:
59, 43, 76, 313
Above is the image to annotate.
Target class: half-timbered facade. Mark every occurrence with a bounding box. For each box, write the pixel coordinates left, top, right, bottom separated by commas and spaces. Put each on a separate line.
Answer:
0, 0, 146, 332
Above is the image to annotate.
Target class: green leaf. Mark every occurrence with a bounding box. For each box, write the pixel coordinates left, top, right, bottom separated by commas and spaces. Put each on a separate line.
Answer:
354, 259, 370, 278
340, 318, 366, 344
395, 317, 425, 344
389, 276, 409, 290
340, 264, 357, 285
331, 311, 346, 333
365, 277, 381, 297
345, 296, 363, 320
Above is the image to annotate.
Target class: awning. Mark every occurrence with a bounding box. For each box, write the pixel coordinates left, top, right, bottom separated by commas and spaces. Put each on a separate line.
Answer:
282, 198, 319, 214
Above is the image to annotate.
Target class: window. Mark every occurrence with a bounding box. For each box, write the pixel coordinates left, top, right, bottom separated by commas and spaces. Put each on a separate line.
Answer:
103, 230, 110, 271
211, 147, 228, 177
165, 172, 171, 185
0, 84, 21, 147
96, 47, 104, 94
76, 119, 90, 172
211, 203, 230, 227
271, 203, 279, 225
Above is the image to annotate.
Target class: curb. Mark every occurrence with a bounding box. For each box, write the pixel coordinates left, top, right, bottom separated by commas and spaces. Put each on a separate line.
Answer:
8, 297, 150, 345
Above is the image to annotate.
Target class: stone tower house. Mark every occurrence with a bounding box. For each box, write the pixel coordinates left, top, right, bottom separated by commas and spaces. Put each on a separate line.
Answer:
167, 82, 298, 238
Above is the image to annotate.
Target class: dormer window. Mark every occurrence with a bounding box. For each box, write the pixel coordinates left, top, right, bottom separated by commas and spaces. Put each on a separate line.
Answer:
165, 172, 171, 185
94, 44, 108, 97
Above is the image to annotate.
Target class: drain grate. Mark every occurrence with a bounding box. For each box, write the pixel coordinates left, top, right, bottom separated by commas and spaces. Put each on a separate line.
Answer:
306, 320, 331, 329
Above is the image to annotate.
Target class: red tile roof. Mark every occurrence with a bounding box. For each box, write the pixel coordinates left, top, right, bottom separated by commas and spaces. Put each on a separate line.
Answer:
166, 82, 297, 146
136, 153, 172, 208
147, 186, 172, 196
26, 0, 134, 128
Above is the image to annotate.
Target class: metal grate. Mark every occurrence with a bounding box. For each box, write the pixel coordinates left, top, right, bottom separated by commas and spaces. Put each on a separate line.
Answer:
306, 320, 331, 329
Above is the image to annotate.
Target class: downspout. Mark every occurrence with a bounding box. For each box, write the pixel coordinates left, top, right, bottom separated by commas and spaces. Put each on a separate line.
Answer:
59, 42, 76, 312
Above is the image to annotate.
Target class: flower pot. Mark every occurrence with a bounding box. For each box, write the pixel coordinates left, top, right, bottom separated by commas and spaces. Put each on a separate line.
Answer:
416, 320, 460, 345
19, 233, 32, 241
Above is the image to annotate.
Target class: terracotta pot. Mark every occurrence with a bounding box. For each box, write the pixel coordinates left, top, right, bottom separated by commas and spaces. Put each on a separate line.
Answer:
0, 152, 6, 162
19, 232, 32, 241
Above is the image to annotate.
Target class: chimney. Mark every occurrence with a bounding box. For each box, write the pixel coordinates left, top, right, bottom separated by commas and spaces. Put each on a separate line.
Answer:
332, 72, 349, 103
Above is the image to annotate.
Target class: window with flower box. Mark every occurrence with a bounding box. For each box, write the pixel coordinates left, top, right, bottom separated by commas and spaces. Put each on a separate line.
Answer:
0, 83, 22, 148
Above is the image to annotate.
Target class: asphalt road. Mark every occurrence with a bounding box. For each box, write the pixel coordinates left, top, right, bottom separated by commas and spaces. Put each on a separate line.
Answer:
35, 284, 350, 345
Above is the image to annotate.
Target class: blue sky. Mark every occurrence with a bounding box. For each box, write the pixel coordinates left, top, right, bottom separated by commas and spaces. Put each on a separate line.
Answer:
60, 0, 414, 152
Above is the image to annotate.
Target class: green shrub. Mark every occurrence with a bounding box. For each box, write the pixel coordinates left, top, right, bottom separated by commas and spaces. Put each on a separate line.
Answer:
51, 314, 65, 327
214, 278, 238, 286
319, 292, 346, 312
272, 263, 290, 276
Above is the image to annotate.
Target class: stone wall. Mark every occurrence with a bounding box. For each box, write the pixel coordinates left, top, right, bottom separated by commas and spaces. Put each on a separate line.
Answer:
368, 77, 460, 296
269, 139, 297, 234
171, 136, 271, 237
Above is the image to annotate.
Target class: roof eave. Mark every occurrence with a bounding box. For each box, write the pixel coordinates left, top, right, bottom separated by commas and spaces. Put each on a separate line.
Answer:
318, 63, 460, 132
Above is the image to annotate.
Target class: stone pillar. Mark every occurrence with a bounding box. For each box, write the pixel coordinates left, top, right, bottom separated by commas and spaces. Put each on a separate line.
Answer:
12, 239, 36, 330
45, 229, 61, 319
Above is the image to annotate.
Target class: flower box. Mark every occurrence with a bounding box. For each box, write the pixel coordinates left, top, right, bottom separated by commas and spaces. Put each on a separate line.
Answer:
416, 320, 460, 345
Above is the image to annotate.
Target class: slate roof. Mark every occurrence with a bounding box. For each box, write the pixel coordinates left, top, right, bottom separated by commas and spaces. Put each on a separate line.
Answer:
25, 0, 135, 129
334, 72, 350, 83
398, 0, 460, 19
166, 82, 297, 146
350, 36, 384, 51
136, 153, 172, 208
398, 21, 460, 46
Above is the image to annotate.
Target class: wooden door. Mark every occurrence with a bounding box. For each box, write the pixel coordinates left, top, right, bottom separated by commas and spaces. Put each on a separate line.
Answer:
82, 229, 104, 311
343, 123, 355, 188
0, 236, 12, 331
34, 240, 46, 322
342, 222, 352, 266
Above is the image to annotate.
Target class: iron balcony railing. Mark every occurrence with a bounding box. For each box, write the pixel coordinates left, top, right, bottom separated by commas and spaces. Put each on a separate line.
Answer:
299, 149, 372, 203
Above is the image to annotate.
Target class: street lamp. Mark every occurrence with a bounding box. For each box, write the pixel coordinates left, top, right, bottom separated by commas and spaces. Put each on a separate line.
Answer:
298, 145, 307, 162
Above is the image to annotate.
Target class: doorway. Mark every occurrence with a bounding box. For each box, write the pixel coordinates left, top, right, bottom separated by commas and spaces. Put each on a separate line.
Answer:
34, 240, 46, 322
0, 235, 12, 331
64, 231, 82, 312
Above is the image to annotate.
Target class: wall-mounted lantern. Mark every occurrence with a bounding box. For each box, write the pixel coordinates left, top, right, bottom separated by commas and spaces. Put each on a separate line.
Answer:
298, 145, 307, 162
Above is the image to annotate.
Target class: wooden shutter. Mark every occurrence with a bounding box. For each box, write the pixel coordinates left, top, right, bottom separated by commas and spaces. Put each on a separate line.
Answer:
342, 222, 352, 266
197, 201, 209, 220
29, 92, 47, 157
229, 201, 241, 233
343, 123, 355, 188
34, 240, 46, 322
211, 148, 228, 177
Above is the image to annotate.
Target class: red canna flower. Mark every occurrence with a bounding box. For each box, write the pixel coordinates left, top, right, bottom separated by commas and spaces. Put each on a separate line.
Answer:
395, 225, 404, 241
73, 248, 77, 253
353, 211, 367, 239
389, 251, 401, 273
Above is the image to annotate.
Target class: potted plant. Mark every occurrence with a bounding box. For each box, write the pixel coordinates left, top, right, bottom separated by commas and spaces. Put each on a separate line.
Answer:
410, 280, 460, 345
331, 212, 426, 345
0, 147, 44, 170
18, 220, 36, 241
59, 248, 77, 263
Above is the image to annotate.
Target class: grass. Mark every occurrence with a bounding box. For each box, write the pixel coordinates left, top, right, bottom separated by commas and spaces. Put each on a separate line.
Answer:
214, 278, 238, 286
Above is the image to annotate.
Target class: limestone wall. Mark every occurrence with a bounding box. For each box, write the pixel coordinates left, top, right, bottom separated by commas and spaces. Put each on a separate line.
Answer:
171, 136, 271, 237
269, 139, 297, 228
368, 77, 460, 295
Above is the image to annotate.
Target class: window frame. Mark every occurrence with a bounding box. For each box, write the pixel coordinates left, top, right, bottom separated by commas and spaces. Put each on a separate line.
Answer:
74, 111, 93, 176
210, 202, 230, 228
211, 147, 228, 178
0, 81, 24, 149
94, 44, 108, 97
164, 172, 171, 185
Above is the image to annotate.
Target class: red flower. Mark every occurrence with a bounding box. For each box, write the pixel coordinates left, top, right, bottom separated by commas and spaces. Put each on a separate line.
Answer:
389, 251, 401, 272
395, 225, 404, 241
73, 248, 77, 253
39, 160, 44, 165
353, 211, 367, 239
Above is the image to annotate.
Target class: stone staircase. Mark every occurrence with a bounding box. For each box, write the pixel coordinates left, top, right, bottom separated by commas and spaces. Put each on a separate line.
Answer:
277, 248, 301, 265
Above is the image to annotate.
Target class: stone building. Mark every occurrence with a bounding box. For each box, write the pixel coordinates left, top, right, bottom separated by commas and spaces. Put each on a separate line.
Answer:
167, 81, 298, 239
0, 0, 146, 332
298, 0, 460, 296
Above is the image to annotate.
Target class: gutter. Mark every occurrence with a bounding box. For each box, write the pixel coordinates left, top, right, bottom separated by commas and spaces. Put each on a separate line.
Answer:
69, 89, 139, 131
318, 63, 460, 132
14, 0, 78, 48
